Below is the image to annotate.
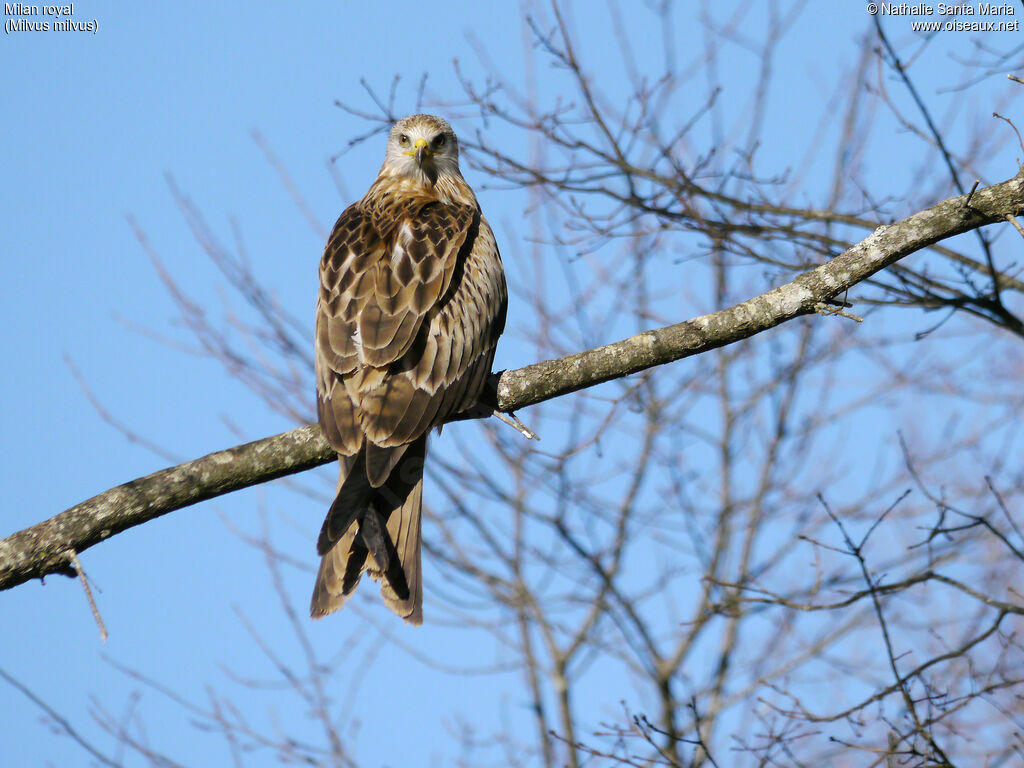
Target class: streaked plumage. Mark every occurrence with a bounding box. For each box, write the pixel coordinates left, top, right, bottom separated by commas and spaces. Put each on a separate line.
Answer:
311, 114, 507, 624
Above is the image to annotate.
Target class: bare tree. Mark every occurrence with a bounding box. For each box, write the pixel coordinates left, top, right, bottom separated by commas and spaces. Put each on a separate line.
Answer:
3, 2, 1023, 766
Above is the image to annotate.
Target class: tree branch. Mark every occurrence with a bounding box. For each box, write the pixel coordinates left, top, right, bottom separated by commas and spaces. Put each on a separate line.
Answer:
2, 171, 1022, 592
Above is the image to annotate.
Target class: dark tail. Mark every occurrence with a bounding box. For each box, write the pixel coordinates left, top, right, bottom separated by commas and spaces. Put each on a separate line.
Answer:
310, 436, 425, 624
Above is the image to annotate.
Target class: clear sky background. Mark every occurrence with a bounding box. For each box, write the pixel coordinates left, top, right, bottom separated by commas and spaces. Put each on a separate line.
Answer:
2, 2, 1021, 766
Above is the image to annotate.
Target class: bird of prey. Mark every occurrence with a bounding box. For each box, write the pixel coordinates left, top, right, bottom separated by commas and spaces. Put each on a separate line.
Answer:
311, 114, 507, 624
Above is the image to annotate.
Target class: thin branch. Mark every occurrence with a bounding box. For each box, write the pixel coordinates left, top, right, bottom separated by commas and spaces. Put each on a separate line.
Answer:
0, 667, 120, 767
68, 549, 108, 643
2, 171, 1023, 592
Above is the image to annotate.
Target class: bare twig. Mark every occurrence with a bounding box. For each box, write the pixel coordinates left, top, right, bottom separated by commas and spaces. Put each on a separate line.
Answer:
3, 172, 1023, 591
67, 549, 107, 643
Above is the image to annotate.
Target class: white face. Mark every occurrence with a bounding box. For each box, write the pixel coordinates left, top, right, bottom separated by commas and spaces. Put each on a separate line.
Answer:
383, 116, 461, 183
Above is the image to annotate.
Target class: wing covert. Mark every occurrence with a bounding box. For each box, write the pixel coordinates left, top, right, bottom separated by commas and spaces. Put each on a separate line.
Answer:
316, 195, 501, 455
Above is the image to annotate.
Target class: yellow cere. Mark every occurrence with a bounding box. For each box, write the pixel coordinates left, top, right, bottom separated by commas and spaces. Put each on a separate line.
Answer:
404, 137, 431, 157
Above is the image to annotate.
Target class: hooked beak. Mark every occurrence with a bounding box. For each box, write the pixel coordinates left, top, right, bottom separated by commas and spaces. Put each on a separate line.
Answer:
413, 137, 429, 166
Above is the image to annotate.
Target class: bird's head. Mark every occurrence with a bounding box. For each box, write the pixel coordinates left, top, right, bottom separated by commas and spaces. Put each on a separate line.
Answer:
381, 114, 462, 186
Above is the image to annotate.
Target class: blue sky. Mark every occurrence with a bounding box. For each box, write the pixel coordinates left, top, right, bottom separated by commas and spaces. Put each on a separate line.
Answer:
3, 4, 534, 765
2, 2, 1022, 766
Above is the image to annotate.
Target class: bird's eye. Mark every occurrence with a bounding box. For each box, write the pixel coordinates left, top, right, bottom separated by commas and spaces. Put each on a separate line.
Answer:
433, 134, 446, 149
398, 134, 410, 146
